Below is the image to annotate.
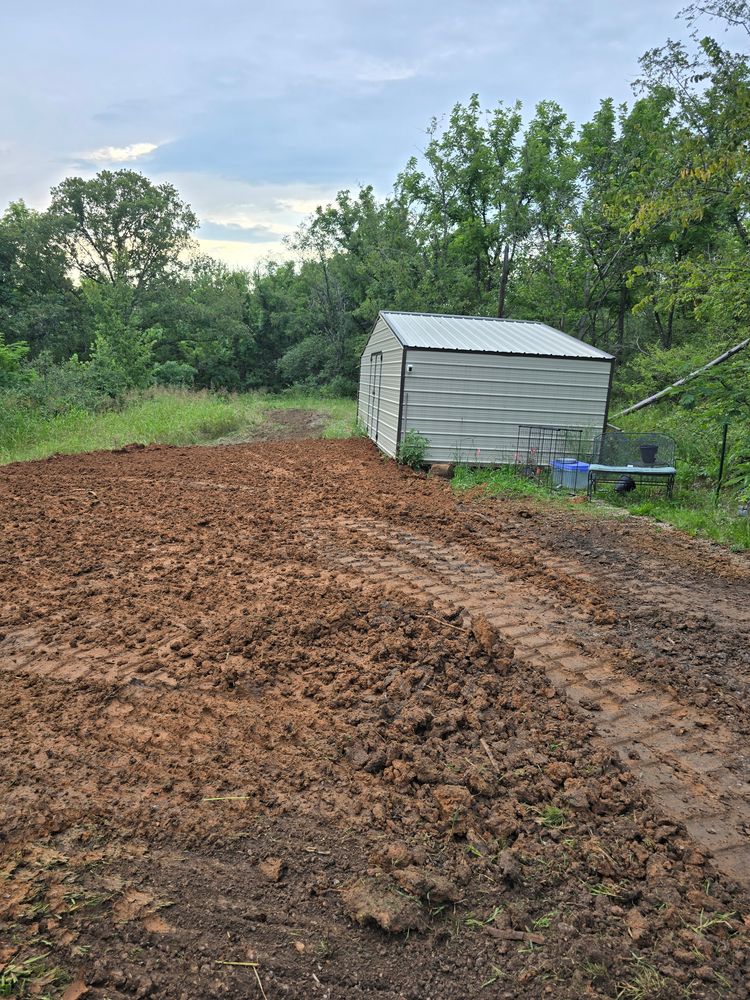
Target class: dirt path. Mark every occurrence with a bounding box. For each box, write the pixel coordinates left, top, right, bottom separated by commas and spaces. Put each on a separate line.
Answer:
213, 406, 329, 446
2, 438, 749, 999
313, 515, 750, 885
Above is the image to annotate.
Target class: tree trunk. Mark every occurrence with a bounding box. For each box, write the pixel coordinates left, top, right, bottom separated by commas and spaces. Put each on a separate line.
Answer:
497, 244, 510, 318
666, 304, 675, 350
613, 337, 750, 418
615, 283, 627, 359
653, 303, 675, 349
578, 272, 590, 341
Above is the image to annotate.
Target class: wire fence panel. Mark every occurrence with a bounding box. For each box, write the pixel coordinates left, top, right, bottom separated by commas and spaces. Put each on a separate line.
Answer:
515, 425, 593, 488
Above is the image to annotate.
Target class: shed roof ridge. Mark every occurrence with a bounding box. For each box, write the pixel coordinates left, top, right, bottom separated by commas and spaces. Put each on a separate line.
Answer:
380, 309, 540, 326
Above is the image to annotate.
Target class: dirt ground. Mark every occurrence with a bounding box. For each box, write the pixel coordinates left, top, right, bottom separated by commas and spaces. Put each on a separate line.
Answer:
2, 436, 750, 999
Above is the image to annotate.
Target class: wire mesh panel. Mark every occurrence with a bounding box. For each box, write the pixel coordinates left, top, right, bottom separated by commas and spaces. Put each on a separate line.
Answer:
515, 425, 587, 486
592, 431, 676, 467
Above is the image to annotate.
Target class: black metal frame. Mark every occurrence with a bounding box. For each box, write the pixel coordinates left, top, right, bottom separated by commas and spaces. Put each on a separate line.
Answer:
587, 468, 676, 500
587, 431, 677, 499
515, 424, 592, 488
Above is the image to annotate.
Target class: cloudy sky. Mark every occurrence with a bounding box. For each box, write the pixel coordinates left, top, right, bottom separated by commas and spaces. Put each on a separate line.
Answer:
2, 0, 695, 269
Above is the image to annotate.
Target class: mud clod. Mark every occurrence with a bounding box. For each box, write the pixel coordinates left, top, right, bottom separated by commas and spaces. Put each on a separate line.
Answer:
341, 878, 427, 933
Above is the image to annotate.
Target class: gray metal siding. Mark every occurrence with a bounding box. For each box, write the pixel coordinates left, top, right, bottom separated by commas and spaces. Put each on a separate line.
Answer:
402, 351, 612, 465
358, 319, 403, 459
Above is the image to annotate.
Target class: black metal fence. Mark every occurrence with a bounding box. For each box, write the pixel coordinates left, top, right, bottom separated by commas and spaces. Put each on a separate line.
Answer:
515, 424, 593, 489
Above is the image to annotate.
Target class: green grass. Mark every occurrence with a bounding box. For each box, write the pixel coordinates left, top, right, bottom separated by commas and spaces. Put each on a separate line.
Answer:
0, 388, 358, 465
601, 489, 750, 551
452, 464, 560, 501
452, 463, 750, 551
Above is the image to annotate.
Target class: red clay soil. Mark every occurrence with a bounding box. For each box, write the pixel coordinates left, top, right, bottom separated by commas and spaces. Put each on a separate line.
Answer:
1, 437, 750, 999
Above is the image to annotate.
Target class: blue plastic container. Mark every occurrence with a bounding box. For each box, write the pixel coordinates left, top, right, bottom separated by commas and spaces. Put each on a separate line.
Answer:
551, 458, 590, 491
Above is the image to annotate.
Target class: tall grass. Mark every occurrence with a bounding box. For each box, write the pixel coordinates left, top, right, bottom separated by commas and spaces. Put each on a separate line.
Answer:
0, 388, 358, 465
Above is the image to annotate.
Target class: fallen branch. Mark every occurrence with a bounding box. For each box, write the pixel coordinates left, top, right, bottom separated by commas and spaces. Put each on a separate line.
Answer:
613, 338, 750, 418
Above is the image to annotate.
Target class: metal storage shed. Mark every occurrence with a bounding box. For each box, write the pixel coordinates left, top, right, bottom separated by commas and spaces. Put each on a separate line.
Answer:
358, 310, 614, 466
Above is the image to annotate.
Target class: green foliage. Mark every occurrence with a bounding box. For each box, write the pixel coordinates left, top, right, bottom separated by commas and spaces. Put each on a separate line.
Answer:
81, 280, 155, 392
277, 335, 334, 389
452, 464, 558, 500
397, 429, 429, 469
152, 360, 197, 387
0, 332, 30, 388
0, 389, 358, 465
617, 342, 750, 499
48, 169, 197, 296
0, 200, 85, 359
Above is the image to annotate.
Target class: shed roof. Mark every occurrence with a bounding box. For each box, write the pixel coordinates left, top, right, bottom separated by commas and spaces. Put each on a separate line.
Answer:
380, 310, 613, 361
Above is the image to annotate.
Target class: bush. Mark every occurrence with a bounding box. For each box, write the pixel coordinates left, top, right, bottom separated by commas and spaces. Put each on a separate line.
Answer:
0, 333, 30, 389
397, 429, 429, 469
277, 336, 333, 388
152, 360, 197, 387
320, 374, 357, 399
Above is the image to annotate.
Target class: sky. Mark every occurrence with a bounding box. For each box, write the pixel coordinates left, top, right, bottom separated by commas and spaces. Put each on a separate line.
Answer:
1, 0, 698, 270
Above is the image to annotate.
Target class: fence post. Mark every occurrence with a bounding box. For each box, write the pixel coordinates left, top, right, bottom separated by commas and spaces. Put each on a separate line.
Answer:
715, 422, 730, 502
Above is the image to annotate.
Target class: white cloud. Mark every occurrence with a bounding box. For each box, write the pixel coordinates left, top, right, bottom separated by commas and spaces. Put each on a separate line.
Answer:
167, 171, 339, 232
196, 237, 292, 272
163, 173, 344, 271
80, 141, 159, 163
351, 57, 419, 83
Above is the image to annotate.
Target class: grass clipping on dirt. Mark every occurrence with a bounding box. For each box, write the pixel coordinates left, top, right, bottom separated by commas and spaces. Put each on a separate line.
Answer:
2, 567, 748, 997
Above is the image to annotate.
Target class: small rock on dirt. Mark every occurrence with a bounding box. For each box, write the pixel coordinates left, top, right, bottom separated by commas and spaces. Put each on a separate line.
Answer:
429, 463, 454, 478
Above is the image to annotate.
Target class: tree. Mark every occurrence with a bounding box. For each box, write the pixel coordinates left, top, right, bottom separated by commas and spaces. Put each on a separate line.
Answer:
396, 96, 525, 315
0, 332, 30, 388
632, 0, 750, 333
0, 201, 85, 358
48, 170, 198, 307
81, 280, 156, 390
151, 256, 253, 390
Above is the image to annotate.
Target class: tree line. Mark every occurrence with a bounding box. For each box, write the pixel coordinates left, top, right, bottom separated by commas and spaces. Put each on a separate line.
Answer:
1, 0, 748, 409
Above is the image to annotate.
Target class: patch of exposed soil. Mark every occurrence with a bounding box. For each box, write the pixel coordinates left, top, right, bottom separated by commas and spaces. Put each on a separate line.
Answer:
214, 407, 329, 446
1, 438, 749, 998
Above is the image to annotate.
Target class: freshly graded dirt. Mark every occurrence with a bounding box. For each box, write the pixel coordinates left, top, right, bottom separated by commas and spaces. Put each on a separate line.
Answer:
1, 437, 749, 999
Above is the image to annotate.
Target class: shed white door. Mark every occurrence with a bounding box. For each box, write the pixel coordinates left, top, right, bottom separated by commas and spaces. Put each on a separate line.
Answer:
367, 352, 384, 442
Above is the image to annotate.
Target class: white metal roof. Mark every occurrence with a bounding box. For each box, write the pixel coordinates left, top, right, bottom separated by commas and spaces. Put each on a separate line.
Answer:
380, 310, 613, 360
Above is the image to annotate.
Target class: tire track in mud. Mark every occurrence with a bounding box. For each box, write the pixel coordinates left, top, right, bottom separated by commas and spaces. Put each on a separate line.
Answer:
314, 515, 750, 888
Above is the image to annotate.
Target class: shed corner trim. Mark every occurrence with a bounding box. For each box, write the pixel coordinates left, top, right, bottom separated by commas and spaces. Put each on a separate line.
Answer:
379, 311, 407, 347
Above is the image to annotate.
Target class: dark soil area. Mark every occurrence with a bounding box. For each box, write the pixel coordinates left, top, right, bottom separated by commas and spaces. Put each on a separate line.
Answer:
1, 438, 749, 998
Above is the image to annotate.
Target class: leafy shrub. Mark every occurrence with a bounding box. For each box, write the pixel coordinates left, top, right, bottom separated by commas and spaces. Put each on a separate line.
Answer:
152, 360, 197, 387
0, 333, 30, 388
320, 374, 357, 399
277, 336, 333, 388
397, 429, 429, 469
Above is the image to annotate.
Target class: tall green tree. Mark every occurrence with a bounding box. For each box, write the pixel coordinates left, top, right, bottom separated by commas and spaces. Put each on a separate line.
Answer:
633, 0, 750, 333
0, 201, 84, 358
48, 170, 198, 308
